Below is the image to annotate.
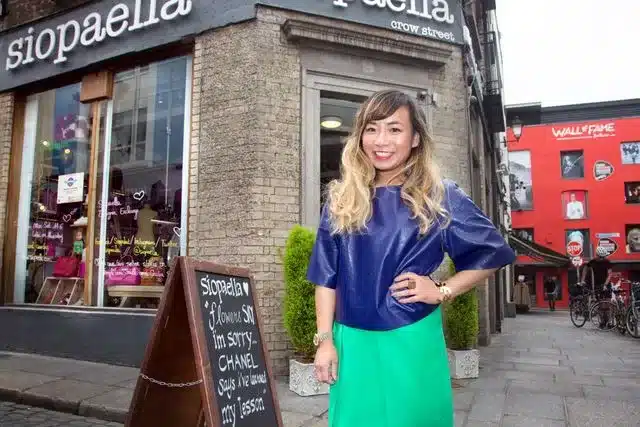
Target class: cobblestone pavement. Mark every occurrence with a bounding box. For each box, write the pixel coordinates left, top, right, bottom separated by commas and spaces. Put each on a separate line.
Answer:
0, 401, 123, 427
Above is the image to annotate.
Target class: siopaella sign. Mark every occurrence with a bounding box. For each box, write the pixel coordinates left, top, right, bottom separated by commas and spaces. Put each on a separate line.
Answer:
258, 0, 463, 44
0, 0, 248, 92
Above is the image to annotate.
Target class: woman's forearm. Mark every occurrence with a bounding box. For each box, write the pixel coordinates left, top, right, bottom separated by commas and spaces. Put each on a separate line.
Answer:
315, 286, 336, 336
444, 268, 498, 299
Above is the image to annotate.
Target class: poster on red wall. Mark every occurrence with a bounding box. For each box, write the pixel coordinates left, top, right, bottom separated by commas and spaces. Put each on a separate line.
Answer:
593, 160, 614, 181
562, 191, 587, 220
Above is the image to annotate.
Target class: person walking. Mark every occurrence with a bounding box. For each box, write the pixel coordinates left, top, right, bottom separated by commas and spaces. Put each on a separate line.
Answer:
543, 275, 558, 311
306, 89, 516, 427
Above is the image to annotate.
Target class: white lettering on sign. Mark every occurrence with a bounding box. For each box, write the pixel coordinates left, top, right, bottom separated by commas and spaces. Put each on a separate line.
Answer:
333, 0, 455, 24
551, 122, 616, 141
6, 0, 192, 71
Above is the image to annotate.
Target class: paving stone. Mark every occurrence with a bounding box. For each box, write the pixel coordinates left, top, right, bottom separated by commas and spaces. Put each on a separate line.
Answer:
467, 392, 506, 423
582, 385, 640, 403
508, 378, 584, 398
453, 410, 467, 427
504, 392, 565, 420
275, 381, 328, 417
281, 410, 315, 427
66, 366, 138, 387
566, 397, 640, 426
453, 391, 475, 411
501, 415, 566, 427
0, 370, 58, 392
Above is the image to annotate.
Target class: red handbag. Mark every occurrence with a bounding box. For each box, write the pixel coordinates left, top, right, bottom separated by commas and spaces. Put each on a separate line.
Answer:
53, 256, 79, 277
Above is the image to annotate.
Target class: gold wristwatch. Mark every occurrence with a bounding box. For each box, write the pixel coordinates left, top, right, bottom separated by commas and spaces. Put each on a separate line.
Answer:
313, 332, 332, 347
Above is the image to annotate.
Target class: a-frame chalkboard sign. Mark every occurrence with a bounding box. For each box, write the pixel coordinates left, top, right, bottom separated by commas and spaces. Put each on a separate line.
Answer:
125, 257, 283, 427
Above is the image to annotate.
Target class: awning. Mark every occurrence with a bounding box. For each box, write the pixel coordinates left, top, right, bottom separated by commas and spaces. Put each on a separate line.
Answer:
508, 232, 571, 267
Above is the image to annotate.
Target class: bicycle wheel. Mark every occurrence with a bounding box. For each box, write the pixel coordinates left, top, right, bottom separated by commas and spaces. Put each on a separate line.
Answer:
589, 301, 616, 331
626, 305, 640, 339
570, 299, 587, 328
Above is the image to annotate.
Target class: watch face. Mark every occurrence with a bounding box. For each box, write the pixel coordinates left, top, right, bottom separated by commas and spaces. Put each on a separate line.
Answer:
313, 334, 319, 346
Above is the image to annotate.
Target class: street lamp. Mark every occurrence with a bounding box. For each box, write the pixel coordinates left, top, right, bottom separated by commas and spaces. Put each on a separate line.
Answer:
511, 116, 523, 141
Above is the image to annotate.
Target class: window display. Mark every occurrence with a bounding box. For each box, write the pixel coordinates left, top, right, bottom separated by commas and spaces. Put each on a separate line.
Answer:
14, 56, 191, 308
624, 182, 640, 204
15, 83, 93, 304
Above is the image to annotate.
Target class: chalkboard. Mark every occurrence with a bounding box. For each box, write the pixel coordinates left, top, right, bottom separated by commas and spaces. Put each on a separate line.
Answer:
194, 268, 279, 427
125, 257, 283, 427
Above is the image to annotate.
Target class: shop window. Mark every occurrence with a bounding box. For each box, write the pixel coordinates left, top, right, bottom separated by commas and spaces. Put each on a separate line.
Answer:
561, 190, 588, 220
560, 150, 584, 179
14, 56, 191, 307
508, 150, 533, 211
626, 224, 640, 254
512, 228, 534, 256
621, 141, 640, 165
624, 182, 640, 204
565, 229, 591, 258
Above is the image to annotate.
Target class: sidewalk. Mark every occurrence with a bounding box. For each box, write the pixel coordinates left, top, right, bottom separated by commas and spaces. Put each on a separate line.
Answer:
1, 310, 640, 426
0, 350, 329, 427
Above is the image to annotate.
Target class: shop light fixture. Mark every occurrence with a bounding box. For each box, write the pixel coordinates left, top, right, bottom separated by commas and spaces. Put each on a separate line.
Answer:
511, 116, 524, 141
320, 115, 342, 129
41, 140, 50, 147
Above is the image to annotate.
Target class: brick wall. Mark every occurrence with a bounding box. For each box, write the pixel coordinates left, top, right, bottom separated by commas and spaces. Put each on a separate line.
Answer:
0, 94, 14, 282
189, 12, 301, 377
0, 0, 90, 31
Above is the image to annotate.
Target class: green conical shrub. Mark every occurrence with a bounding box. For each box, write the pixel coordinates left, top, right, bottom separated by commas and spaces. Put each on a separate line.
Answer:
282, 225, 317, 361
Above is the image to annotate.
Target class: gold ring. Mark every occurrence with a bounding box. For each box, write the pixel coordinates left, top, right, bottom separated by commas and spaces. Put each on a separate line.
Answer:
407, 279, 416, 290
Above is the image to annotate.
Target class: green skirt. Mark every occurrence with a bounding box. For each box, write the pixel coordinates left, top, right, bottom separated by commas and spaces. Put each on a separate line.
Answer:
329, 307, 453, 427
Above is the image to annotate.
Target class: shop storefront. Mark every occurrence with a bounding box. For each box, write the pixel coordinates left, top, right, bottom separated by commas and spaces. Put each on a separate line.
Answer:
0, 0, 469, 375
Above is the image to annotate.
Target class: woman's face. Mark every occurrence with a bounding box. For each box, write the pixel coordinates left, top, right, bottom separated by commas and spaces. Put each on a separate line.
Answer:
361, 106, 419, 183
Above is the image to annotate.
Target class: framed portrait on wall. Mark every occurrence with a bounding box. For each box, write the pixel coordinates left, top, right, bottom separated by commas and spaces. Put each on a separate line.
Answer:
562, 191, 587, 220
509, 150, 533, 211
624, 182, 640, 204
626, 225, 640, 254
560, 151, 584, 179
621, 142, 640, 165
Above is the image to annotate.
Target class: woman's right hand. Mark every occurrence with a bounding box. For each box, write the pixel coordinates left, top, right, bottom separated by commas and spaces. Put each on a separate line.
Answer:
314, 341, 338, 385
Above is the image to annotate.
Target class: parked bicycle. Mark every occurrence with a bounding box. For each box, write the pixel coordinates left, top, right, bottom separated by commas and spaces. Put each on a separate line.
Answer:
569, 282, 597, 328
620, 278, 640, 338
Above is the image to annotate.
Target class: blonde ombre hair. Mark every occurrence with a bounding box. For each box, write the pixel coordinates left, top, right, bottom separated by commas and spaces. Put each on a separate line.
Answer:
326, 89, 449, 235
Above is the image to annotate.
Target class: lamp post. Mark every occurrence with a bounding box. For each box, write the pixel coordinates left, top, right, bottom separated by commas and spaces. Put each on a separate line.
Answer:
511, 116, 523, 141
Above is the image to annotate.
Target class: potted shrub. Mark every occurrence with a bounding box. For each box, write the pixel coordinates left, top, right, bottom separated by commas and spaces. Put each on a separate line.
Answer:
442, 257, 480, 379
282, 225, 329, 396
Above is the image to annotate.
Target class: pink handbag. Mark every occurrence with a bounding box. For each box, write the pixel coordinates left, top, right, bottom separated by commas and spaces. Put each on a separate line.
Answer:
105, 257, 141, 286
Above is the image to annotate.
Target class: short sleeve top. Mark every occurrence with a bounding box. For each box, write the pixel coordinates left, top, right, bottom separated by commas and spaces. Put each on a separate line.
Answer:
306, 179, 516, 331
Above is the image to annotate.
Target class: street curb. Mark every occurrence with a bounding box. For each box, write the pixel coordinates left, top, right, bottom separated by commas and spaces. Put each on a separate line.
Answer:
0, 387, 127, 424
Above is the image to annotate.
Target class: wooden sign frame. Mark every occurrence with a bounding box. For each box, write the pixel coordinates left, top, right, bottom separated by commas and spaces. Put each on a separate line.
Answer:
125, 256, 283, 427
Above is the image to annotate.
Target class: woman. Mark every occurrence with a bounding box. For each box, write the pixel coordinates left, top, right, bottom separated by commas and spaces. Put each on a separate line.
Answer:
306, 89, 515, 426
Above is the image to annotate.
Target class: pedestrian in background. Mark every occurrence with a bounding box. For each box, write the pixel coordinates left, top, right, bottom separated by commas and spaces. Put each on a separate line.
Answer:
306, 89, 515, 427
544, 275, 558, 311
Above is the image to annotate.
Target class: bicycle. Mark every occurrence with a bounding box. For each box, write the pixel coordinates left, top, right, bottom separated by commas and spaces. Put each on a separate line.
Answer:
569, 282, 597, 328
589, 282, 629, 334
620, 279, 640, 338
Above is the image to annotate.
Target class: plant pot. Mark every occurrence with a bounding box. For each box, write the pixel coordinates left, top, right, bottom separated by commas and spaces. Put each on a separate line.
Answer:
447, 348, 479, 379
289, 358, 329, 396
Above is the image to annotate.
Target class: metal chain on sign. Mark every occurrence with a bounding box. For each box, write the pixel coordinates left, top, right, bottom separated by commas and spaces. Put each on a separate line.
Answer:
139, 372, 203, 388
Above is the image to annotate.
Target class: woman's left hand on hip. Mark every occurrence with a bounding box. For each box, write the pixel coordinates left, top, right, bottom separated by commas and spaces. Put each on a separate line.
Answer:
390, 272, 442, 304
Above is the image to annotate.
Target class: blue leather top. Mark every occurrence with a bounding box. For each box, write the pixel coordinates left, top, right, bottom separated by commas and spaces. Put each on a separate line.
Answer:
307, 179, 516, 331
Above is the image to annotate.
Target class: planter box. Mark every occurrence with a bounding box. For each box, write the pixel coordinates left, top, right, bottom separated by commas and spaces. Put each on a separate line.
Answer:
447, 348, 479, 379
289, 358, 329, 396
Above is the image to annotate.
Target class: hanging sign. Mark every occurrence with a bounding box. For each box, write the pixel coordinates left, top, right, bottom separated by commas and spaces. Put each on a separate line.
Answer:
126, 257, 283, 427
567, 240, 583, 257
571, 257, 583, 268
593, 160, 614, 181
57, 172, 84, 204
596, 238, 618, 257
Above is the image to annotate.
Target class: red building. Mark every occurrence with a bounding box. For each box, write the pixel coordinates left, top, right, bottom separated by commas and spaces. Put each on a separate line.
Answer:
506, 100, 640, 309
